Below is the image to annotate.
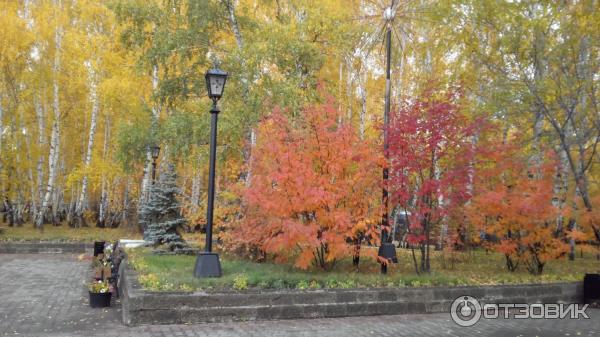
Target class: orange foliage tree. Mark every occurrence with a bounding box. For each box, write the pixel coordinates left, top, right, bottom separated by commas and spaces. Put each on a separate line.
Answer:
232, 103, 381, 270
467, 139, 569, 275
569, 196, 600, 260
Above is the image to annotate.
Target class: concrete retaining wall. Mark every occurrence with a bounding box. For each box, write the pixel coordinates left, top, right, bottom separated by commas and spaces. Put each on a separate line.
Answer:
120, 261, 583, 326
0, 242, 93, 254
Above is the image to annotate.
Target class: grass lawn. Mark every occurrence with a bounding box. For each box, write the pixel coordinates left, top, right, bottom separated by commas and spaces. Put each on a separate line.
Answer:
0, 224, 142, 243
0, 224, 207, 245
127, 246, 600, 292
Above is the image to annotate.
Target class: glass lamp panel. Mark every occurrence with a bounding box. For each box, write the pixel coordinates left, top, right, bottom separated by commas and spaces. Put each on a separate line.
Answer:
210, 76, 225, 97
152, 146, 160, 159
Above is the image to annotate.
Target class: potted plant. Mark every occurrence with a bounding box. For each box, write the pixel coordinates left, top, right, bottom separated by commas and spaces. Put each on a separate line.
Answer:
91, 258, 103, 280
93, 267, 103, 280
104, 244, 113, 257
88, 280, 111, 308
102, 260, 113, 279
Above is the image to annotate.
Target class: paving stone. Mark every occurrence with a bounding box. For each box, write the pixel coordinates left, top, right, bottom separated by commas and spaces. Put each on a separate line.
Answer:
1, 254, 600, 337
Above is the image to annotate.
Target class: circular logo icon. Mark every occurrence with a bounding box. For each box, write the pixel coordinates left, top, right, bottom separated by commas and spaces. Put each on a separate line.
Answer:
450, 296, 482, 327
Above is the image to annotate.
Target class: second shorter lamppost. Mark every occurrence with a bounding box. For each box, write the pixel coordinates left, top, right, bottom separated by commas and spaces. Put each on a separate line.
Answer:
151, 145, 160, 184
194, 67, 228, 278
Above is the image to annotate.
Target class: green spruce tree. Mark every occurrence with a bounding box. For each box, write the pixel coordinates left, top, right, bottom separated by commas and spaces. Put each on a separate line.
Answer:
139, 163, 189, 253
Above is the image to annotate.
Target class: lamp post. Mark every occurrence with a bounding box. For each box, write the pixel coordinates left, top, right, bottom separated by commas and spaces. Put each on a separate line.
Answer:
151, 145, 160, 184
194, 67, 228, 278
378, 4, 398, 274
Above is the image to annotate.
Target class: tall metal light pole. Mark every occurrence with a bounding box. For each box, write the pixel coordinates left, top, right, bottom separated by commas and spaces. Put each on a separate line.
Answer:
351, 0, 428, 273
378, 4, 398, 274
194, 67, 228, 278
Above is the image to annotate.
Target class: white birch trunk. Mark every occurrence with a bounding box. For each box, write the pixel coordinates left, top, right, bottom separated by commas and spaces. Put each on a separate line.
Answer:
75, 62, 100, 218
140, 65, 161, 205
358, 70, 367, 140
53, 156, 65, 223
140, 149, 153, 205
25, 131, 37, 216
36, 12, 62, 228
191, 159, 201, 209
191, 175, 200, 209
531, 24, 546, 168
122, 178, 130, 226
338, 62, 343, 114
11, 106, 23, 225
396, 30, 407, 101
224, 0, 243, 49
26, 0, 46, 210
345, 57, 354, 123
244, 130, 256, 187
98, 178, 108, 225
35, 96, 45, 210
223, 1, 256, 188
434, 151, 447, 250
98, 116, 110, 226
39, 108, 59, 226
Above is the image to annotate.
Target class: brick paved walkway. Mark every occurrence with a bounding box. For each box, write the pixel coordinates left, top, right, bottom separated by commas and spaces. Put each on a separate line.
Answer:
1, 254, 599, 337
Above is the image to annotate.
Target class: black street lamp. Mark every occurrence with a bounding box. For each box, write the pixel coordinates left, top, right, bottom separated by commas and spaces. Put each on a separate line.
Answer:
194, 67, 228, 278
378, 4, 398, 274
151, 145, 160, 184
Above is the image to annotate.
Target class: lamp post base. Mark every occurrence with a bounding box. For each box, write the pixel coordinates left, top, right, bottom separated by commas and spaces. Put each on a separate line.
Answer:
194, 252, 222, 278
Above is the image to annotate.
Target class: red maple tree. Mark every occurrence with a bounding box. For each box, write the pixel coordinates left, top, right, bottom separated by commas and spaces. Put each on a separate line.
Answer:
387, 90, 477, 274
233, 102, 381, 270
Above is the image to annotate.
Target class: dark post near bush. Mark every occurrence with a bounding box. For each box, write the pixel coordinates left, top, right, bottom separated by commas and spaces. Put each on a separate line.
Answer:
379, 4, 397, 274
194, 67, 228, 278
151, 145, 160, 184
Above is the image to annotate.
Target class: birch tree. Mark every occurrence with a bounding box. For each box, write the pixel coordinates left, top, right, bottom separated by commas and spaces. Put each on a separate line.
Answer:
73, 61, 100, 226
36, 1, 63, 228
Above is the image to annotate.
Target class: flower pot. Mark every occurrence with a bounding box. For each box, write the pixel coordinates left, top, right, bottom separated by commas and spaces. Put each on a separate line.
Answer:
378, 243, 398, 263
94, 241, 105, 257
89, 291, 111, 308
584, 273, 600, 306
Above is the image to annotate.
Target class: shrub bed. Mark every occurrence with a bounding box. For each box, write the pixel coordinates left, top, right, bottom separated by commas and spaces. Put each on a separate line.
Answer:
127, 247, 596, 292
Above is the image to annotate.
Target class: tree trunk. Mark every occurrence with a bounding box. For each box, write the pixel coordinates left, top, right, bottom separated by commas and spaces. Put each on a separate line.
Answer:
191, 162, 201, 211
245, 129, 256, 187
98, 116, 110, 227
394, 30, 407, 102
11, 103, 24, 226
35, 96, 46, 214
25, 131, 37, 218
98, 178, 108, 228
223, 0, 256, 188
531, 110, 544, 166
345, 56, 354, 121
52, 157, 64, 226
573, 34, 592, 212
223, 0, 243, 49
140, 65, 160, 205
568, 219, 576, 261
122, 178, 131, 227
531, 17, 547, 167
74, 62, 100, 226
358, 70, 367, 140
37, 118, 59, 227
36, 17, 62, 229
